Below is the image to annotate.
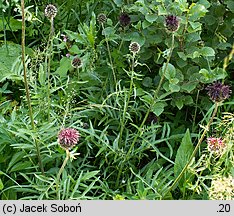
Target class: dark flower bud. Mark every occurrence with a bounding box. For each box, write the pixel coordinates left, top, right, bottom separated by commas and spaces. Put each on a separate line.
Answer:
119, 12, 131, 27
206, 81, 231, 102
71, 57, 82, 68
165, 15, 180, 32
129, 42, 140, 54
98, 13, 107, 24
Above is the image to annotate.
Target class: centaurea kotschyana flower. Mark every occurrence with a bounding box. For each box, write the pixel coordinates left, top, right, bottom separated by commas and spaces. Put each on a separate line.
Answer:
45, 4, 57, 19
129, 42, 140, 54
165, 15, 180, 32
71, 57, 83, 68
119, 12, 131, 27
97, 13, 107, 24
206, 81, 231, 102
58, 128, 80, 150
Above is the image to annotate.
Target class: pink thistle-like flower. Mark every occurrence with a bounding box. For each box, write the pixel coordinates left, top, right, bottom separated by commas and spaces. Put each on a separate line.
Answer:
58, 128, 80, 150
207, 137, 226, 153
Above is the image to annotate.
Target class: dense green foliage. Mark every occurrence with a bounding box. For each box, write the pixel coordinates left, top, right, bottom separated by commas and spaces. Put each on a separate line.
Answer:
0, 0, 233, 200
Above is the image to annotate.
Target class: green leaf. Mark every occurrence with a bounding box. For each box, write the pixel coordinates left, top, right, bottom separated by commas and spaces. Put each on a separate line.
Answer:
152, 102, 166, 116
189, 4, 208, 21
145, 14, 157, 23
175, 99, 184, 110
226, 1, 234, 13
55, 57, 72, 77
163, 63, 176, 80
157, 5, 167, 15
113, 0, 123, 7
142, 77, 153, 87
200, 47, 215, 57
0, 178, 4, 190
181, 82, 198, 93
174, 129, 194, 190
81, 171, 100, 181
169, 83, 180, 92
0, 43, 23, 82
0, 17, 22, 32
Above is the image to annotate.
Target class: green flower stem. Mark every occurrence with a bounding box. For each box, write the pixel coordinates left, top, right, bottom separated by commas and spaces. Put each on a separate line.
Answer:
119, 53, 136, 146
21, 0, 44, 175
101, 23, 116, 86
46, 17, 55, 121
56, 149, 70, 199
115, 34, 175, 188
163, 102, 219, 199
126, 33, 175, 159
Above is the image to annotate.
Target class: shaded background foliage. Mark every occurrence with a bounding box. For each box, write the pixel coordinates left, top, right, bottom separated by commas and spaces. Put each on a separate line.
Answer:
0, 0, 233, 200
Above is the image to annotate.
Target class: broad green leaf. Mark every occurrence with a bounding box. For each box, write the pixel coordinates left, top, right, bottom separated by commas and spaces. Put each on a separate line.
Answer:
145, 14, 157, 23
189, 4, 208, 21
157, 5, 167, 15
163, 63, 176, 80
174, 129, 194, 190
181, 82, 198, 93
226, 1, 234, 13
55, 57, 72, 77
152, 102, 166, 116
175, 99, 184, 110
0, 17, 21, 31
113, 0, 123, 7
200, 47, 215, 56
142, 77, 153, 87
169, 83, 180, 92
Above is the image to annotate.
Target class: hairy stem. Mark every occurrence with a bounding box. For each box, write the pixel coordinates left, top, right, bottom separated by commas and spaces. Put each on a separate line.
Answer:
21, 0, 44, 175
163, 102, 219, 199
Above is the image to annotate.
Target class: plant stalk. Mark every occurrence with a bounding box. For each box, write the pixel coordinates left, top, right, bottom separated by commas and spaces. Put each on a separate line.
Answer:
21, 0, 44, 175
56, 149, 70, 199
119, 53, 136, 145
102, 23, 117, 86
126, 33, 175, 158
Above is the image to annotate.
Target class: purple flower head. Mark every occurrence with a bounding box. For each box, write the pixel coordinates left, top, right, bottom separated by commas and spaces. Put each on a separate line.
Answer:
58, 128, 80, 150
165, 15, 180, 32
206, 81, 231, 102
119, 12, 131, 27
